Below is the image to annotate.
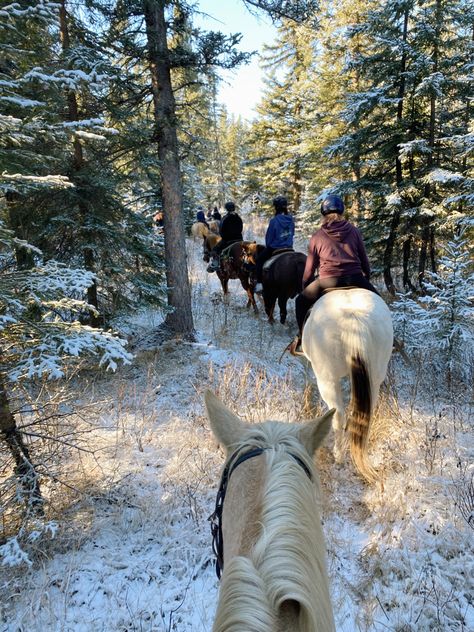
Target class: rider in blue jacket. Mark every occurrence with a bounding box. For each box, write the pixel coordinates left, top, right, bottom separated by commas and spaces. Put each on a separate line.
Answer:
255, 196, 295, 293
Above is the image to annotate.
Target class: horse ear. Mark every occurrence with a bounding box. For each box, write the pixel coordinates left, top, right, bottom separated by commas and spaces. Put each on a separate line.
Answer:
204, 390, 246, 453
299, 408, 335, 456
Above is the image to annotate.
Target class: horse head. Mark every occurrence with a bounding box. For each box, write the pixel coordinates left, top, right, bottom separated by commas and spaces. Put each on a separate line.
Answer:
205, 390, 336, 631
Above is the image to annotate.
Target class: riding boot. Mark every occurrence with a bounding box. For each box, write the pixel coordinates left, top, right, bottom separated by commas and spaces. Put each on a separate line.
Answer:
288, 335, 302, 356
207, 257, 219, 273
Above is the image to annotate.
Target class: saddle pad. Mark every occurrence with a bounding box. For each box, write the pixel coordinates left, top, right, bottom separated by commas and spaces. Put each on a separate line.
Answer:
262, 249, 295, 271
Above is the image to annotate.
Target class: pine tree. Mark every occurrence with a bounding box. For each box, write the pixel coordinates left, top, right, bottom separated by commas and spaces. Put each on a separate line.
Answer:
393, 228, 474, 384
245, 18, 316, 213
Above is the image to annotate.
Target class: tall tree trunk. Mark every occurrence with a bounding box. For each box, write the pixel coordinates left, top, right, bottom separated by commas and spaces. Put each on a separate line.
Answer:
0, 375, 43, 512
292, 161, 303, 214
6, 191, 35, 269
59, 0, 100, 324
143, 0, 194, 338
419, 0, 441, 287
402, 231, 416, 292
383, 6, 409, 294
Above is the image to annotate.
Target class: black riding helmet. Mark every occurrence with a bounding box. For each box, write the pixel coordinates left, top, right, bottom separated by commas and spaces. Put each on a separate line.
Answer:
321, 194, 344, 215
224, 201, 236, 213
273, 195, 288, 214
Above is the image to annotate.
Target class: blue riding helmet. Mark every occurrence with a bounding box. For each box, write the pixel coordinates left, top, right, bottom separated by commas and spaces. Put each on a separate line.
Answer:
321, 195, 344, 215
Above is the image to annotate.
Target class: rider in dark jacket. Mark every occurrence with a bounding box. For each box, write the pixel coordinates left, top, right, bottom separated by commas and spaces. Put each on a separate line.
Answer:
255, 195, 294, 293
207, 201, 243, 272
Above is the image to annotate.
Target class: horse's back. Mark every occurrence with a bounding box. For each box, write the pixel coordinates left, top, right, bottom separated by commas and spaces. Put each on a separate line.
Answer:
265, 251, 306, 292
303, 289, 393, 378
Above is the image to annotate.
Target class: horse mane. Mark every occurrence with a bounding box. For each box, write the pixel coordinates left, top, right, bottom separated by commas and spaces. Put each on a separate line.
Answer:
213, 423, 334, 632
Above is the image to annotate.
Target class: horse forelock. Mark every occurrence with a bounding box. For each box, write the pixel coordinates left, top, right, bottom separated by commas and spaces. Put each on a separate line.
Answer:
214, 422, 335, 632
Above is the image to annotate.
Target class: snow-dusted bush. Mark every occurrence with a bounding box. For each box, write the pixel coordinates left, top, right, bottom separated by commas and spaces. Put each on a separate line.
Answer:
0, 225, 132, 562
0, 227, 133, 381
393, 229, 474, 384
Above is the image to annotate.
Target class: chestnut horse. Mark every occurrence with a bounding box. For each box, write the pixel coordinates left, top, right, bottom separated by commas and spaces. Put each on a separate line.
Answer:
209, 241, 264, 313
261, 251, 307, 324
205, 390, 336, 632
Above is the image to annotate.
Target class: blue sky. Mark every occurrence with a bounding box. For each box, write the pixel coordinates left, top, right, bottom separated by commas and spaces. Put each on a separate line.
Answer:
194, 1, 276, 120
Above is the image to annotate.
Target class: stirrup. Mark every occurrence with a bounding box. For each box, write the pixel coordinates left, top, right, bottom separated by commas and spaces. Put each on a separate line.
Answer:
279, 336, 304, 362
207, 261, 219, 273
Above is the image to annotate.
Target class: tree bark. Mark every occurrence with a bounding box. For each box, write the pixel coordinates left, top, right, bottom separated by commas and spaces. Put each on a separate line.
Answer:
143, 0, 194, 338
59, 0, 100, 325
419, 0, 441, 287
0, 374, 43, 512
383, 6, 409, 294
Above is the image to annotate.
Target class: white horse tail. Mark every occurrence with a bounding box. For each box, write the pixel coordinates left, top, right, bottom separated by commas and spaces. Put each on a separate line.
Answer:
348, 352, 377, 483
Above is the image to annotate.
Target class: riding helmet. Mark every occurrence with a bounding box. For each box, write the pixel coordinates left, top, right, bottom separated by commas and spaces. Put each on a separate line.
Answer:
320, 194, 344, 215
273, 195, 288, 213
224, 201, 235, 213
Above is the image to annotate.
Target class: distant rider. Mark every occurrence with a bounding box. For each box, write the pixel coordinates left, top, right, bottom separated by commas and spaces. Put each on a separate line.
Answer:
290, 194, 378, 353
255, 195, 295, 294
196, 208, 209, 228
207, 201, 243, 272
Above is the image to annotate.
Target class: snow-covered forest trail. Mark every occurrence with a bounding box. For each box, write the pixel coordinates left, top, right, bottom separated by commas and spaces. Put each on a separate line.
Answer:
3, 220, 473, 632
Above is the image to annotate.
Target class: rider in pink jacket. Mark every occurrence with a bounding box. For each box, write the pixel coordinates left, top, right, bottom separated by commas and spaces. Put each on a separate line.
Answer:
290, 195, 378, 353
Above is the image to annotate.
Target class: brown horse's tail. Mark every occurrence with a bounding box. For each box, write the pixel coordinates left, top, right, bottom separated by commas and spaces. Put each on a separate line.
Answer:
348, 354, 377, 483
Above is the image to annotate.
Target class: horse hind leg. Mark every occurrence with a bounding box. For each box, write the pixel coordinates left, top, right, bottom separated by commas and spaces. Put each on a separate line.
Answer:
277, 295, 287, 324
314, 375, 346, 464
263, 291, 276, 323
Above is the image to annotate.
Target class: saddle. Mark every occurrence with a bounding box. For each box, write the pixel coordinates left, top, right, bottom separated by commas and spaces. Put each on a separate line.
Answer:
220, 240, 242, 261
262, 248, 295, 271
321, 285, 359, 295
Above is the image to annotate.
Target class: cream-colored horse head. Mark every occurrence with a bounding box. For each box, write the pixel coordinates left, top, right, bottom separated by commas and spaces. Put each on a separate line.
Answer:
205, 390, 336, 632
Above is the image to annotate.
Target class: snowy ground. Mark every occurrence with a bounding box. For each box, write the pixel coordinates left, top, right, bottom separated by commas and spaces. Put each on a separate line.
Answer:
2, 218, 473, 631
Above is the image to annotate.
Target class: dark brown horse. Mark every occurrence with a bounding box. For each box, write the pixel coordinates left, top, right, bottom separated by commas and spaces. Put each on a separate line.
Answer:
261, 251, 307, 324
215, 241, 264, 312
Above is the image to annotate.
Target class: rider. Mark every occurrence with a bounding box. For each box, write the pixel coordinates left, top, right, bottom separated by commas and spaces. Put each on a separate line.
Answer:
212, 207, 222, 221
290, 194, 379, 353
207, 201, 243, 272
255, 195, 295, 294
196, 208, 209, 228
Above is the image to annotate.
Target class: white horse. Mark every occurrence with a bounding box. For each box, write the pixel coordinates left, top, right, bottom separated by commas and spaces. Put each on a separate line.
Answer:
205, 390, 336, 632
302, 289, 393, 482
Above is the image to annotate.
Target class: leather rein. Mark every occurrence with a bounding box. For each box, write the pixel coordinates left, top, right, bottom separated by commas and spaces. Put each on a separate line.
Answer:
209, 445, 313, 579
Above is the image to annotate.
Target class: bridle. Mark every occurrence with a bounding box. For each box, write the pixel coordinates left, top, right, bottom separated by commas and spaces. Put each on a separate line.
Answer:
209, 445, 313, 579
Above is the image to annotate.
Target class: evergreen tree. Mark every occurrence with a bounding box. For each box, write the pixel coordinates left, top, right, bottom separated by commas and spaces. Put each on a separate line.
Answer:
393, 228, 474, 384
1, 0, 167, 320
245, 19, 316, 213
